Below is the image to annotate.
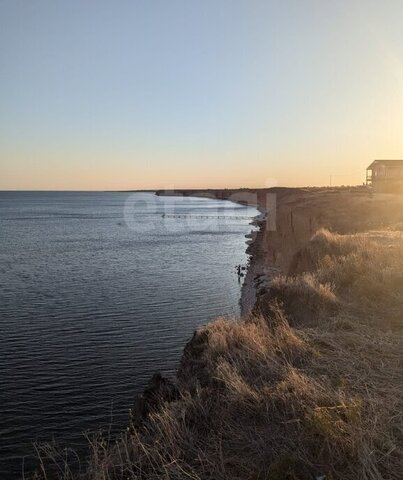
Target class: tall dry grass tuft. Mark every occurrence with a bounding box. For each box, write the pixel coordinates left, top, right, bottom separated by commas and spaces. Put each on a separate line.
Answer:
269, 273, 338, 325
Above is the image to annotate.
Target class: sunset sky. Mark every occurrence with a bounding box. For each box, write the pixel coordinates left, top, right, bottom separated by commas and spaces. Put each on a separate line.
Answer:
1, 0, 403, 190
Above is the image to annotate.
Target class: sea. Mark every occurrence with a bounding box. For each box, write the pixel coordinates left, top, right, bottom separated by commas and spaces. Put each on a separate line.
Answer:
0, 191, 258, 479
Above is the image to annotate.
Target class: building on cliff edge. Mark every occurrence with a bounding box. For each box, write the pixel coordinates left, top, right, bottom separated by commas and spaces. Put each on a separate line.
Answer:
366, 160, 403, 192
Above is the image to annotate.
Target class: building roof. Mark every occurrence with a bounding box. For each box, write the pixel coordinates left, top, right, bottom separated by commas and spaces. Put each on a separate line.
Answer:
367, 159, 403, 169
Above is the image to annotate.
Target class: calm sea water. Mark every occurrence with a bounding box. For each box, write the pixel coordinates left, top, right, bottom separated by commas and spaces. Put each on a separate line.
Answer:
0, 191, 258, 479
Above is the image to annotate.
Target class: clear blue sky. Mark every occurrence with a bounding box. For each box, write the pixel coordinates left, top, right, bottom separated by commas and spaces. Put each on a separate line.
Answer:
1, 0, 402, 189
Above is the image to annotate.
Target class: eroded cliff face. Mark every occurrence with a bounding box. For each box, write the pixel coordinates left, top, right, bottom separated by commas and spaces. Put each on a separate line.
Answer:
258, 188, 403, 274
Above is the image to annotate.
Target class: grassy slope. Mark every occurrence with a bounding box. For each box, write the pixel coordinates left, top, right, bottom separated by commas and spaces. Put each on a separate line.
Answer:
36, 189, 403, 480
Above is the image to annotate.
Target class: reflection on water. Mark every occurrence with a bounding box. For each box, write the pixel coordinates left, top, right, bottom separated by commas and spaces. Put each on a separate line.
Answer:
0, 191, 258, 478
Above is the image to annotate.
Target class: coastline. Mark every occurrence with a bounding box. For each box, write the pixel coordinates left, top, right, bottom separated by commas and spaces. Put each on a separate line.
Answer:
240, 216, 269, 316
154, 186, 400, 320
37, 187, 403, 479
155, 189, 268, 317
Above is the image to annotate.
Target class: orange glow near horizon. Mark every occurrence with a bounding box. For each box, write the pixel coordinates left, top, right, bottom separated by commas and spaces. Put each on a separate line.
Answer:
1, 2, 403, 191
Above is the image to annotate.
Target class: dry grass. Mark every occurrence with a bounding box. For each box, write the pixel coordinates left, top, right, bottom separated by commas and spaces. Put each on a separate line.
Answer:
33, 230, 403, 480
269, 229, 403, 328
269, 272, 338, 325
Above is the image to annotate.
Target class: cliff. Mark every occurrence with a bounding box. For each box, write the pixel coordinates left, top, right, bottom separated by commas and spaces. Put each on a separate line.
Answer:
37, 187, 403, 480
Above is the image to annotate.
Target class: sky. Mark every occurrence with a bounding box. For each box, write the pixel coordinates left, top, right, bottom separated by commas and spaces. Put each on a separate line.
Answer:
1, 0, 403, 190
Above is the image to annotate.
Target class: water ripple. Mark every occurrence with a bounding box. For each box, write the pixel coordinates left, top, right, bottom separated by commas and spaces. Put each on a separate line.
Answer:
0, 191, 258, 479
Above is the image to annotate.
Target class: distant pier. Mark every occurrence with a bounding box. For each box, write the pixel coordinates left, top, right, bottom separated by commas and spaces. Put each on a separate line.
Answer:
161, 214, 251, 220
